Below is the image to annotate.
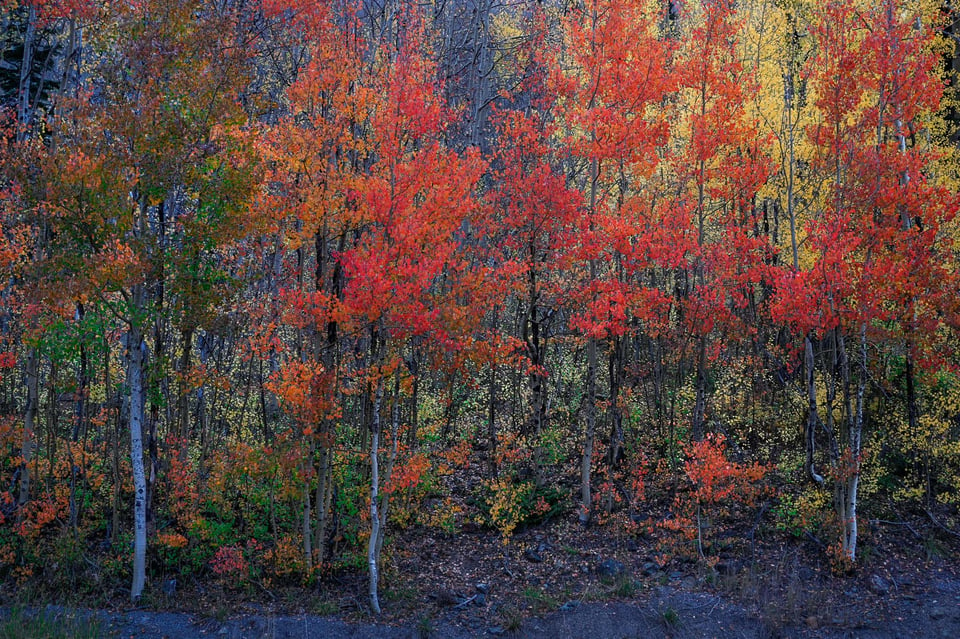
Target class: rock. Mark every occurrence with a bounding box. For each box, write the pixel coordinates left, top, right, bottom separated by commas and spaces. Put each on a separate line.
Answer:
597, 559, 626, 578
642, 562, 660, 577
474, 593, 486, 607
434, 589, 459, 606
476, 583, 490, 594
559, 601, 579, 612
669, 571, 684, 581
868, 574, 891, 595
488, 626, 505, 636
523, 547, 544, 563
930, 606, 950, 621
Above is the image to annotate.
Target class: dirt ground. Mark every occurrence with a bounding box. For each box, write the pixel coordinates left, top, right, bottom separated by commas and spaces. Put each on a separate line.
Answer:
6, 478, 960, 639
18, 573, 960, 639
12, 530, 960, 639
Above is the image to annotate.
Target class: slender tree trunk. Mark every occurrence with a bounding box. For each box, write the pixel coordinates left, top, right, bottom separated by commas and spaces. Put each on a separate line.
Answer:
374, 369, 401, 563
692, 338, 707, 441
580, 152, 600, 527
45, 359, 57, 489
177, 327, 193, 461
784, 13, 800, 275
18, 347, 38, 508
367, 373, 385, 614
127, 285, 148, 602
581, 334, 597, 527
524, 262, 548, 488
107, 333, 121, 546
526, 262, 546, 440
805, 337, 824, 484
69, 302, 88, 536
488, 358, 497, 477
313, 438, 332, 567
302, 468, 312, 566
17, 5, 36, 142
406, 345, 420, 447
836, 325, 866, 562
15, 1, 38, 514
606, 337, 624, 470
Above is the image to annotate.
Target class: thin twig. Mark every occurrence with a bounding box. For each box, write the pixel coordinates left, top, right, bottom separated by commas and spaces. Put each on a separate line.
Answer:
925, 509, 960, 539
870, 519, 921, 540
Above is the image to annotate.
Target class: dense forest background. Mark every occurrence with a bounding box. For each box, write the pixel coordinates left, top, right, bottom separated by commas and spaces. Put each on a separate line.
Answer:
1, 0, 959, 615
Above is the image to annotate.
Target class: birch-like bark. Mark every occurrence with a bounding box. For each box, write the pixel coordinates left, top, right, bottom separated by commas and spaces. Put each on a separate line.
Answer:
367, 375, 385, 614
374, 369, 401, 563
126, 286, 148, 602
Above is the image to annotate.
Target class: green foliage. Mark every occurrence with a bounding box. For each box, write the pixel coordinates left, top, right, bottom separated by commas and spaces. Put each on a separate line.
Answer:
660, 606, 680, 628
609, 574, 639, 598
522, 586, 560, 613
474, 479, 568, 539
500, 606, 524, 632
0, 608, 100, 639
771, 488, 829, 539
415, 613, 434, 639
874, 370, 960, 507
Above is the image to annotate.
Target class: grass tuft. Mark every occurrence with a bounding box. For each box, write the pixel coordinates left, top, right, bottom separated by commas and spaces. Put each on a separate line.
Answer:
0, 607, 101, 639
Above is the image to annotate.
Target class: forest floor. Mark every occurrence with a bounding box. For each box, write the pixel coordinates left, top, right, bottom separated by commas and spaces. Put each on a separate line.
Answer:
4, 448, 960, 638
6, 510, 960, 639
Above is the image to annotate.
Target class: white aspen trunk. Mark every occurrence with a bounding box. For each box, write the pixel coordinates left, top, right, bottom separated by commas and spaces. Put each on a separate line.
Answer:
374, 370, 401, 563
784, 13, 801, 274
842, 474, 860, 560
367, 376, 384, 614
843, 324, 867, 561
126, 288, 148, 602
